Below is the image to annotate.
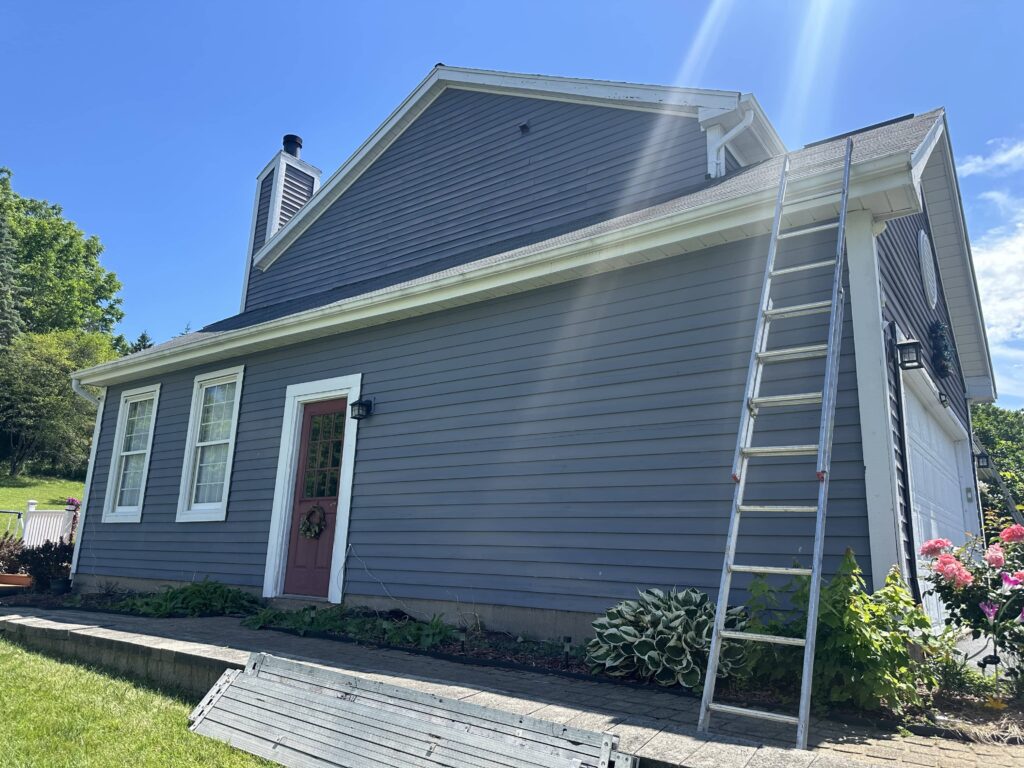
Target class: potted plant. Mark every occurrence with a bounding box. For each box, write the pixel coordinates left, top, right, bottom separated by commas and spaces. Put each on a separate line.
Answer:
0, 534, 31, 587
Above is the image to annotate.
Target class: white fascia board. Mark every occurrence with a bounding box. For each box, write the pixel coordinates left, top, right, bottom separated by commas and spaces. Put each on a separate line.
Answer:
439, 66, 740, 115
76, 152, 918, 388
250, 66, 747, 272
912, 121, 996, 401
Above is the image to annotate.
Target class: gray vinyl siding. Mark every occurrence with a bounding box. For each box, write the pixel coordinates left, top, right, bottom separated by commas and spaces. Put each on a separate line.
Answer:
79, 231, 871, 613
251, 170, 275, 255
878, 213, 969, 424
243, 88, 713, 313
279, 165, 315, 229
877, 211, 970, 587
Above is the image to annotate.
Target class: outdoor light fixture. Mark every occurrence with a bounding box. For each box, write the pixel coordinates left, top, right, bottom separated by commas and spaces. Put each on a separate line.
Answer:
896, 339, 924, 370
938, 392, 950, 408
976, 451, 991, 470
349, 399, 373, 420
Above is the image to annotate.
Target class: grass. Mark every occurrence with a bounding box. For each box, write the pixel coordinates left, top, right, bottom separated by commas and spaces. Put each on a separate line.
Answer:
0, 473, 83, 537
0, 638, 271, 767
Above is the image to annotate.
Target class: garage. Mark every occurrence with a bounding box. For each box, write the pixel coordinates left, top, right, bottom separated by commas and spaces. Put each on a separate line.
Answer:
903, 371, 980, 621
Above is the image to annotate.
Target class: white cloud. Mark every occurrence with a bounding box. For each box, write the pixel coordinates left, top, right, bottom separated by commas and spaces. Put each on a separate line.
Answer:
957, 138, 1024, 177
989, 342, 1024, 403
973, 191, 1024, 345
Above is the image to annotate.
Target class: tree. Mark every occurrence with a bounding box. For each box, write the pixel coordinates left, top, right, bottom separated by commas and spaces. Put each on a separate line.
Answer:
0, 210, 24, 346
0, 168, 123, 335
972, 403, 1024, 516
0, 330, 118, 476
129, 330, 154, 353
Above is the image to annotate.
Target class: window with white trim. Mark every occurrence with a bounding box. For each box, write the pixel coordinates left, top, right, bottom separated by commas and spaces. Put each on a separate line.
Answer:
176, 366, 244, 522
103, 384, 160, 523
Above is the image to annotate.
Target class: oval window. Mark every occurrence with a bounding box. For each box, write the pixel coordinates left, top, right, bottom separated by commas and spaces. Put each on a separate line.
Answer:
919, 230, 938, 310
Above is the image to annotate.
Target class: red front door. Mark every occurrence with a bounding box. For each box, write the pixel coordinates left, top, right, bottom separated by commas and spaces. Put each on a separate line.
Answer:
283, 398, 347, 598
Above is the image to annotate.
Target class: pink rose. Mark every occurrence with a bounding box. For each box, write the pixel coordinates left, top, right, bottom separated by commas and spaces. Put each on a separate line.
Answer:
984, 544, 1006, 568
999, 524, 1024, 543
920, 538, 953, 556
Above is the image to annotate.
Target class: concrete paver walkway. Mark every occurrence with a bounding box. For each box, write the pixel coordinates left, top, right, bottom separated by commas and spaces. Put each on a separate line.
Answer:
1, 607, 1019, 768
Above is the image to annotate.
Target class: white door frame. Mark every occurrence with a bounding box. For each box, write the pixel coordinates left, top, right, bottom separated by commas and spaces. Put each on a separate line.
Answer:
263, 373, 362, 603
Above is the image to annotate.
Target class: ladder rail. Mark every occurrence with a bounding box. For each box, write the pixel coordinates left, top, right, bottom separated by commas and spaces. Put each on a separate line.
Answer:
729, 158, 790, 483
815, 137, 855, 479
699, 138, 855, 750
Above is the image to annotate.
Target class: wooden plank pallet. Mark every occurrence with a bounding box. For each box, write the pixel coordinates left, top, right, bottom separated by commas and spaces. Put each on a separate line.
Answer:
190, 653, 637, 768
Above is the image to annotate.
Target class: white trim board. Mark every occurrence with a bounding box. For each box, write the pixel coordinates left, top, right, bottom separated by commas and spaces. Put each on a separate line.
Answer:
101, 383, 162, 524
70, 386, 108, 578
175, 365, 245, 523
845, 210, 903, 590
263, 374, 362, 604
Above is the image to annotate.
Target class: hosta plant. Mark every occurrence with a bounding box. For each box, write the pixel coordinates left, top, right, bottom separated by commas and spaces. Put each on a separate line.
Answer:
586, 587, 746, 690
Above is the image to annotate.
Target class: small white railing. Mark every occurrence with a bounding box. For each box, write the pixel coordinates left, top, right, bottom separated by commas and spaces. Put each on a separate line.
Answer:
20, 501, 76, 548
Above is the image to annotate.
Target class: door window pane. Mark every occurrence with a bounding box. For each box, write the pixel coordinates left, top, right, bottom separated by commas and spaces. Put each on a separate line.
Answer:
301, 408, 345, 500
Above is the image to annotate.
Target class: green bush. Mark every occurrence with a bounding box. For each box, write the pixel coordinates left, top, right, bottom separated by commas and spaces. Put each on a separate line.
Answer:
113, 579, 263, 618
585, 587, 746, 690
744, 550, 937, 714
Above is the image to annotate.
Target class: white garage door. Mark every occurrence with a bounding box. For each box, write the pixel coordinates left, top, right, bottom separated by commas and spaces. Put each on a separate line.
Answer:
904, 376, 976, 621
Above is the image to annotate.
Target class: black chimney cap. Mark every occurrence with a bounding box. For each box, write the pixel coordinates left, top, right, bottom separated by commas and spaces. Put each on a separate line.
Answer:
282, 134, 303, 158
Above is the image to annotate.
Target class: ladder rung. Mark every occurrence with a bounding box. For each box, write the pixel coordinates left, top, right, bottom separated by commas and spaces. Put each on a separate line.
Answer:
764, 300, 832, 320
757, 344, 827, 363
738, 505, 817, 514
730, 564, 813, 576
782, 187, 844, 208
770, 259, 836, 277
741, 444, 817, 457
777, 221, 840, 240
708, 702, 800, 726
720, 630, 806, 647
750, 392, 822, 409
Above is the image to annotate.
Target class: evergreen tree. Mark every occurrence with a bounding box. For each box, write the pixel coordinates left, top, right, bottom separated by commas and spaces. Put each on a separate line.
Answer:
129, 330, 154, 353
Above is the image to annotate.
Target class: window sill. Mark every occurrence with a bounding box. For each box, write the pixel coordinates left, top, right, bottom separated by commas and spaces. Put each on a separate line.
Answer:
101, 511, 142, 524
175, 508, 227, 523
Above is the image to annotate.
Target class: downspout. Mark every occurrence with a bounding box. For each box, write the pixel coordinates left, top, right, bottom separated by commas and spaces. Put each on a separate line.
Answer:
709, 106, 754, 177
72, 377, 100, 407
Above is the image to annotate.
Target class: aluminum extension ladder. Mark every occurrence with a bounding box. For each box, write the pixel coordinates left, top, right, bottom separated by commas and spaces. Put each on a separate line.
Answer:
698, 137, 854, 749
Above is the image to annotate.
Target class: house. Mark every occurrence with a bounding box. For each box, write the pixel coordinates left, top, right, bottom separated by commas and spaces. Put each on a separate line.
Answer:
69, 67, 994, 638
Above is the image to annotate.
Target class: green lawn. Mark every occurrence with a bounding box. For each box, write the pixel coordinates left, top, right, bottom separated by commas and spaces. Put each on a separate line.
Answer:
0, 474, 84, 537
0, 638, 271, 767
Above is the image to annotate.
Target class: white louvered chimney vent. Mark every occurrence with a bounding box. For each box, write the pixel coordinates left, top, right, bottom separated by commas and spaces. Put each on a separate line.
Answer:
248, 134, 322, 257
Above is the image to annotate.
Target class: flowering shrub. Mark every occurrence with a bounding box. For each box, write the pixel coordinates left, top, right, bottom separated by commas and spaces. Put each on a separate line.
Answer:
919, 521, 1024, 687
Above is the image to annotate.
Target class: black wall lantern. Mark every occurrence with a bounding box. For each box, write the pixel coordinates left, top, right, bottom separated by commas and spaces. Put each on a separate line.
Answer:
896, 339, 925, 370
350, 398, 374, 420
938, 392, 950, 408
975, 451, 991, 470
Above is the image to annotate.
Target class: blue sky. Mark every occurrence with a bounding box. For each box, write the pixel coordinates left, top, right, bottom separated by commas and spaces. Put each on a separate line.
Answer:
4, 1, 1024, 406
